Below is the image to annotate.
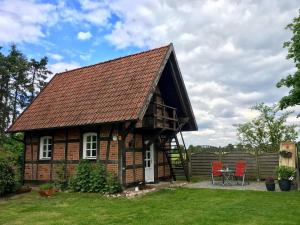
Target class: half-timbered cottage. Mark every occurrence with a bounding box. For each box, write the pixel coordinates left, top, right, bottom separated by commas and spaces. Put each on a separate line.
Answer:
8, 43, 197, 187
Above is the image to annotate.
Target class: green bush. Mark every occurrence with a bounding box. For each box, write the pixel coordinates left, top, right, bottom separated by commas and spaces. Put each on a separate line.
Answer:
0, 134, 24, 185
53, 161, 68, 191
276, 166, 295, 180
69, 160, 122, 194
69, 160, 92, 192
0, 158, 16, 196
105, 172, 122, 194
89, 163, 106, 193
39, 183, 55, 190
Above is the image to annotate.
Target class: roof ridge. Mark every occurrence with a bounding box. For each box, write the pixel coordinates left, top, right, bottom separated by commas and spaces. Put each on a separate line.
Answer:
57, 43, 172, 76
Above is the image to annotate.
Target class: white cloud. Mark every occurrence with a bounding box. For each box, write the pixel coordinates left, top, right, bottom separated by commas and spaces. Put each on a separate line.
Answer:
59, 0, 111, 26
77, 31, 92, 41
105, 0, 299, 146
80, 54, 91, 61
1, 0, 299, 147
48, 53, 63, 61
0, 0, 57, 43
49, 62, 80, 74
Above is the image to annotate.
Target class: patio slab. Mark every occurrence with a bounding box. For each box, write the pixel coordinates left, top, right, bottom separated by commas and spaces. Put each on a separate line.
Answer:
186, 180, 278, 191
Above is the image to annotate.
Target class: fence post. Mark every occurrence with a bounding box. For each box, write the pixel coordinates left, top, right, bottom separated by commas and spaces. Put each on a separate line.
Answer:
218, 146, 222, 162
188, 151, 192, 179
255, 149, 260, 181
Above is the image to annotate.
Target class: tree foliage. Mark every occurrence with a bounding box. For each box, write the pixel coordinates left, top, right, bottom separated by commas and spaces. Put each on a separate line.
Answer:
277, 11, 300, 112
0, 158, 16, 196
237, 103, 297, 152
0, 45, 51, 143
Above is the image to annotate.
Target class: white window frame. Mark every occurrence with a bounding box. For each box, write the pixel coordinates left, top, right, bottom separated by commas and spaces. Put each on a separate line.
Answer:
83, 132, 97, 159
39, 136, 52, 160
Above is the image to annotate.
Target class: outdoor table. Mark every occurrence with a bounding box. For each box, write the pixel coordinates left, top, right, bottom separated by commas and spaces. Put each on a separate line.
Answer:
219, 169, 235, 185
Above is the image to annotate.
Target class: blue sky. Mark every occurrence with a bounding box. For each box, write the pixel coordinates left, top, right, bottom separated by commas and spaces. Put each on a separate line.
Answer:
1, 0, 300, 146
0, 0, 145, 73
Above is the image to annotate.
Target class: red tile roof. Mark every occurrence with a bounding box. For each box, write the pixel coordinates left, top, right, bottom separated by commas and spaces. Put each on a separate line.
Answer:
8, 44, 171, 132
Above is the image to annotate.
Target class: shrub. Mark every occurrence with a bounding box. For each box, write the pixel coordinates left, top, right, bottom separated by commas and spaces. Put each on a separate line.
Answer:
69, 160, 92, 192
105, 172, 122, 194
39, 183, 55, 190
53, 161, 68, 191
0, 159, 16, 196
89, 163, 106, 193
276, 166, 295, 180
69, 160, 122, 194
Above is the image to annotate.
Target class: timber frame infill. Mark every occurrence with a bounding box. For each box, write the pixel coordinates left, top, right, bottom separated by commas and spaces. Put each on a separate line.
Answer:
23, 123, 122, 184
22, 121, 171, 187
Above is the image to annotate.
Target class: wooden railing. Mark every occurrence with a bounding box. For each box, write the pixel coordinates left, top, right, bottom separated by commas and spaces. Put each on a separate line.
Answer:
142, 102, 178, 130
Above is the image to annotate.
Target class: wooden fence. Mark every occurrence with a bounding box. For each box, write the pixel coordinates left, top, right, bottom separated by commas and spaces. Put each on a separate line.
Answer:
190, 151, 279, 179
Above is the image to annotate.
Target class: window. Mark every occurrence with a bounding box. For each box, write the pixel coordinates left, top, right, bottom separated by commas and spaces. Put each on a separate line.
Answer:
83, 132, 97, 159
39, 136, 52, 160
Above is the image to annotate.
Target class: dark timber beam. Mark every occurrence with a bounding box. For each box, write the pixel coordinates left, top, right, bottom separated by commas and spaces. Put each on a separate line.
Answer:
105, 125, 115, 169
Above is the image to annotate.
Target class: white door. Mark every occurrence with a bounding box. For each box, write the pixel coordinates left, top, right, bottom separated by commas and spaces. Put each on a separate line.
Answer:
145, 144, 154, 183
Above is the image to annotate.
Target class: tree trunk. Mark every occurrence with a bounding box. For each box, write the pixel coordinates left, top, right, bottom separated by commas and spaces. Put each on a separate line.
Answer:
30, 69, 36, 101
12, 86, 18, 123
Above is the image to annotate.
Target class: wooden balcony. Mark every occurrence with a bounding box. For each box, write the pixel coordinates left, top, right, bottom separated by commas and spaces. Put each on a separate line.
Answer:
141, 102, 178, 130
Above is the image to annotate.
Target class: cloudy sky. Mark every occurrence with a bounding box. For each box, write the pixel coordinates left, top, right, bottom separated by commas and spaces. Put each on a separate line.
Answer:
1, 0, 299, 146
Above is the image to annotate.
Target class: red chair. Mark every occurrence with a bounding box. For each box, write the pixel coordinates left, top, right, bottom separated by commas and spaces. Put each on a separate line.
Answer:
211, 161, 223, 184
235, 160, 247, 186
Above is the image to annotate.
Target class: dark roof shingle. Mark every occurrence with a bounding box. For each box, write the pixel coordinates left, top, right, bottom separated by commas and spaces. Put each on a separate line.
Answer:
8, 44, 171, 132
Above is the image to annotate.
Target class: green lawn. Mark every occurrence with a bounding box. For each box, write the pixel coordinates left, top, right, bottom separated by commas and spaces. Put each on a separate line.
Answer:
1, 188, 300, 225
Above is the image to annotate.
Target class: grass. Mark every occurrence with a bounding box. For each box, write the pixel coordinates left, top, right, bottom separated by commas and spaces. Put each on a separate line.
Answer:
1, 188, 300, 225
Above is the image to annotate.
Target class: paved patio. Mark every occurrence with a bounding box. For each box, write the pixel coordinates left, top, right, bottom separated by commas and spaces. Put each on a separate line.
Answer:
186, 180, 277, 191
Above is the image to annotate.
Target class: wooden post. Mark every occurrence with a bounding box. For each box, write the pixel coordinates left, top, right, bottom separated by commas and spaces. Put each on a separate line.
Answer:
279, 142, 299, 189
173, 109, 176, 130
255, 148, 260, 181
163, 105, 165, 128
188, 151, 192, 179
295, 145, 300, 190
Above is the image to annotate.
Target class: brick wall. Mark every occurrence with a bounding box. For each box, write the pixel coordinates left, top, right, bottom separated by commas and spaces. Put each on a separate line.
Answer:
23, 126, 170, 185
126, 169, 134, 184
107, 164, 118, 175
25, 144, 38, 161
53, 143, 65, 160
37, 164, 50, 180
124, 132, 144, 186
67, 143, 79, 160
23, 125, 120, 183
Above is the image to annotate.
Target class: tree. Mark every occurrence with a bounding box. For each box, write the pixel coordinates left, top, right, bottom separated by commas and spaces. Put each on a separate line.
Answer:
6, 45, 30, 123
277, 11, 300, 112
28, 58, 52, 101
238, 103, 297, 181
0, 45, 51, 147
0, 48, 10, 139
237, 103, 298, 152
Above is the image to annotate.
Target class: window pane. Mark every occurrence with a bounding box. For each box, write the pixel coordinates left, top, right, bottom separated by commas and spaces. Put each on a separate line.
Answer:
92, 135, 97, 142
43, 138, 47, 144
43, 145, 47, 151
92, 142, 96, 149
48, 144, 52, 151
48, 151, 52, 158
86, 150, 90, 157
48, 138, 52, 144
43, 152, 46, 157
87, 136, 91, 142
92, 150, 96, 157
87, 143, 91, 149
